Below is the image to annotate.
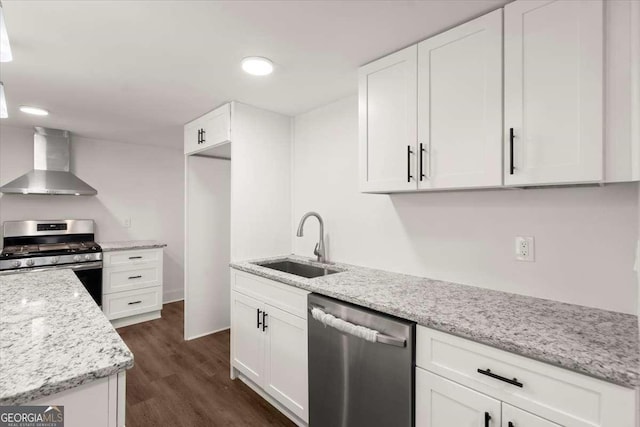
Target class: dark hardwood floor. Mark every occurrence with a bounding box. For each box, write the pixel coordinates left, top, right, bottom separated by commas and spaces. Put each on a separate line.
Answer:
117, 301, 295, 427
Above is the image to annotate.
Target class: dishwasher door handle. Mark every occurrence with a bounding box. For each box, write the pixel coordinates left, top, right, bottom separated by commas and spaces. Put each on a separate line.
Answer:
309, 305, 407, 348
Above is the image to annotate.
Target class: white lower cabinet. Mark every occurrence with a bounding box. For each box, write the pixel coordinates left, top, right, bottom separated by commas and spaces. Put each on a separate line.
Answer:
416, 326, 638, 427
231, 291, 265, 386
417, 368, 501, 427
502, 404, 561, 427
29, 372, 126, 427
230, 270, 310, 425
102, 248, 164, 327
263, 303, 308, 421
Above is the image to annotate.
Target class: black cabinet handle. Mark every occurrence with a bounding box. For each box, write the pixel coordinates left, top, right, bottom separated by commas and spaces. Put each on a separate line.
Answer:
257, 309, 262, 329
508, 422, 514, 427
484, 412, 491, 427
129, 256, 143, 260
419, 143, 425, 181
407, 146, 413, 182
128, 275, 142, 280
477, 368, 523, 388
262, 312, 268, 331
197, 129, 201, 144
509, 127, 515, 175
128, 300, 142, 305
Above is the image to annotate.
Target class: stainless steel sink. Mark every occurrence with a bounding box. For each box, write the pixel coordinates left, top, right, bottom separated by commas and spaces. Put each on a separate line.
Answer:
258, 260, 339, 279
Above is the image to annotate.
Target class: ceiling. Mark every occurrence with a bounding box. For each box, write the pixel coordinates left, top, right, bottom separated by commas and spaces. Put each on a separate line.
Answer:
0, 0, 509, 149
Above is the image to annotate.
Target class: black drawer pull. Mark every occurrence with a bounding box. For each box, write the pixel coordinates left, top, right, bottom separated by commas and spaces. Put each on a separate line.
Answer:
128, 275, 142, 280
257, 309, 262, 329
477, 368, 523, 388
129, 256, 143, 260
484, 412, 491, 427
128, 300, 142, 305
262, 312, 268, 331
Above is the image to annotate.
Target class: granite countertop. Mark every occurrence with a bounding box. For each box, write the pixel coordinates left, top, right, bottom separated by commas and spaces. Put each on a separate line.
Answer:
99, 240, 167, 252
0, 269, 134, 405
231, 255, 640, 389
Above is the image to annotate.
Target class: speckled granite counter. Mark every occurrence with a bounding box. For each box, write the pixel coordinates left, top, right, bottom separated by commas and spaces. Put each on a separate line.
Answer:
0, 269, 134, 405
99, 240, 166, 252
231, 255, 640, 388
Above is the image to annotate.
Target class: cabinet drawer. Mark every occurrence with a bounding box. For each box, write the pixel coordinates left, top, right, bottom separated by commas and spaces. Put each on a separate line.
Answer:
232, 270, 309, 318
103, 286, 162, 320
103, 249, 162, 267
416, 326, 636, 427
103, 264, 161, 294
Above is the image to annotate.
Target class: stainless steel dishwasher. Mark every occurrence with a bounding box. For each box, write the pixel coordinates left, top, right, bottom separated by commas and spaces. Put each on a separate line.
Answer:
308, 293, 415, 427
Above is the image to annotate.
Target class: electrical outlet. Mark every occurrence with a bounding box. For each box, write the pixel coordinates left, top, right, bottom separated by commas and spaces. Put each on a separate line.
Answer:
123, 217, 131, 228
515, 236, 535, 262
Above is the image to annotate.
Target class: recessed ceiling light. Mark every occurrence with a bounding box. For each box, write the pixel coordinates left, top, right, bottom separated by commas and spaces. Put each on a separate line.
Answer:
241, 57, 274, 76
20, 106, 49, 116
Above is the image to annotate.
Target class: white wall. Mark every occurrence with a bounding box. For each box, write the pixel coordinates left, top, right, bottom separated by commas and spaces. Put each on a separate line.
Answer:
293, 95, 639, 314
185, 156, 230, 339
231, 102, 292, 261
0, 125, 185, 303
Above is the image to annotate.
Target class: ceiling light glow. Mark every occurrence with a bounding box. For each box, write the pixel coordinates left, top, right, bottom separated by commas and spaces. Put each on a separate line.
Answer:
241, 57, 274, 76
0, 4, 12, 62
0, 82, 7, 118
20, 106, 49, 116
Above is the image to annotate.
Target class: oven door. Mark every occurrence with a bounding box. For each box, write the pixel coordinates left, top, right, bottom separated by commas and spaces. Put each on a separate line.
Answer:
3, 261, 104, 307
68, 261, 103, 307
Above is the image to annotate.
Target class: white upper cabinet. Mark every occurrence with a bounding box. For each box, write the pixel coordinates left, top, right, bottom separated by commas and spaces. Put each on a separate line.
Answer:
184, 103, 231, 155
504, 0, 604, 186
418, 9, 503, 190
359, 45, 418, 193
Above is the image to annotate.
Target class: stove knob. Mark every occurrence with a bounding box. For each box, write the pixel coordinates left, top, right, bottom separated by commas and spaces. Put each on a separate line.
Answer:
50, 256, 60, 264
26, 259, 35, 267
84, 254, 92, 261
10, 260, 21, 268
73, 255, 81, 262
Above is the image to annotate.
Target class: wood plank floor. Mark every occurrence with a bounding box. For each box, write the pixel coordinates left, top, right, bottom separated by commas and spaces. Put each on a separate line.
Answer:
117, 301, 295, 427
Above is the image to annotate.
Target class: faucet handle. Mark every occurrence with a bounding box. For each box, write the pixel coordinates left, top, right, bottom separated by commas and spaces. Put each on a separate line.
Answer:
313, 243, 320, 257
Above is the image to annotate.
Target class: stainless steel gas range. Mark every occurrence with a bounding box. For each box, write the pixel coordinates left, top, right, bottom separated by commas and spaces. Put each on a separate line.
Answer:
0, 219, 103, 306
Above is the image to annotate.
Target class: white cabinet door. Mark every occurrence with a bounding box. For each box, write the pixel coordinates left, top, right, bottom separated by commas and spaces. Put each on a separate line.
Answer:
416, 368, 501, 427
359, 45, 418, 193
263, 304, 308, 422
502, 404, 561, 427
504, 0, 603, 186
184, 121, 201, 155
184, 103, 231, 155
231, 291, 264, 386
418, 9, 503, 190
200, 103, 231, 151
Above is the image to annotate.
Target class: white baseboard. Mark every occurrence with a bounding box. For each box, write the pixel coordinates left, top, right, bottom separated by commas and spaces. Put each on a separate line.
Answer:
112, 310, 161, 328
163, 297, 184, 305
185, 326, 230, 341
163, 288, 184, 304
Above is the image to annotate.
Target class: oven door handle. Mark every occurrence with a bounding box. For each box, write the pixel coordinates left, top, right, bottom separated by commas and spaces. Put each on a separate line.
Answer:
65, 261, 103, 271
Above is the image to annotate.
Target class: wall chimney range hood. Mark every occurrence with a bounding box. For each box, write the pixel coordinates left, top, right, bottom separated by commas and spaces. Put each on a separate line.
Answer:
0, 127, 97, 195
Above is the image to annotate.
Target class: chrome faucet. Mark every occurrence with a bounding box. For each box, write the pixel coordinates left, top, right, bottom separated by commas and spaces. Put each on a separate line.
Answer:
296, 212, 326, 263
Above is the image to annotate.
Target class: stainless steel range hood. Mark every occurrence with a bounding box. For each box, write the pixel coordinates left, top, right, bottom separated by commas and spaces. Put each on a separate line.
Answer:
0, 127, 97, 195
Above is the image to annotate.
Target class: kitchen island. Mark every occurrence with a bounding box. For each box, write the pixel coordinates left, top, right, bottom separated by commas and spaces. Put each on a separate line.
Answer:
0, 269, 133, 426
